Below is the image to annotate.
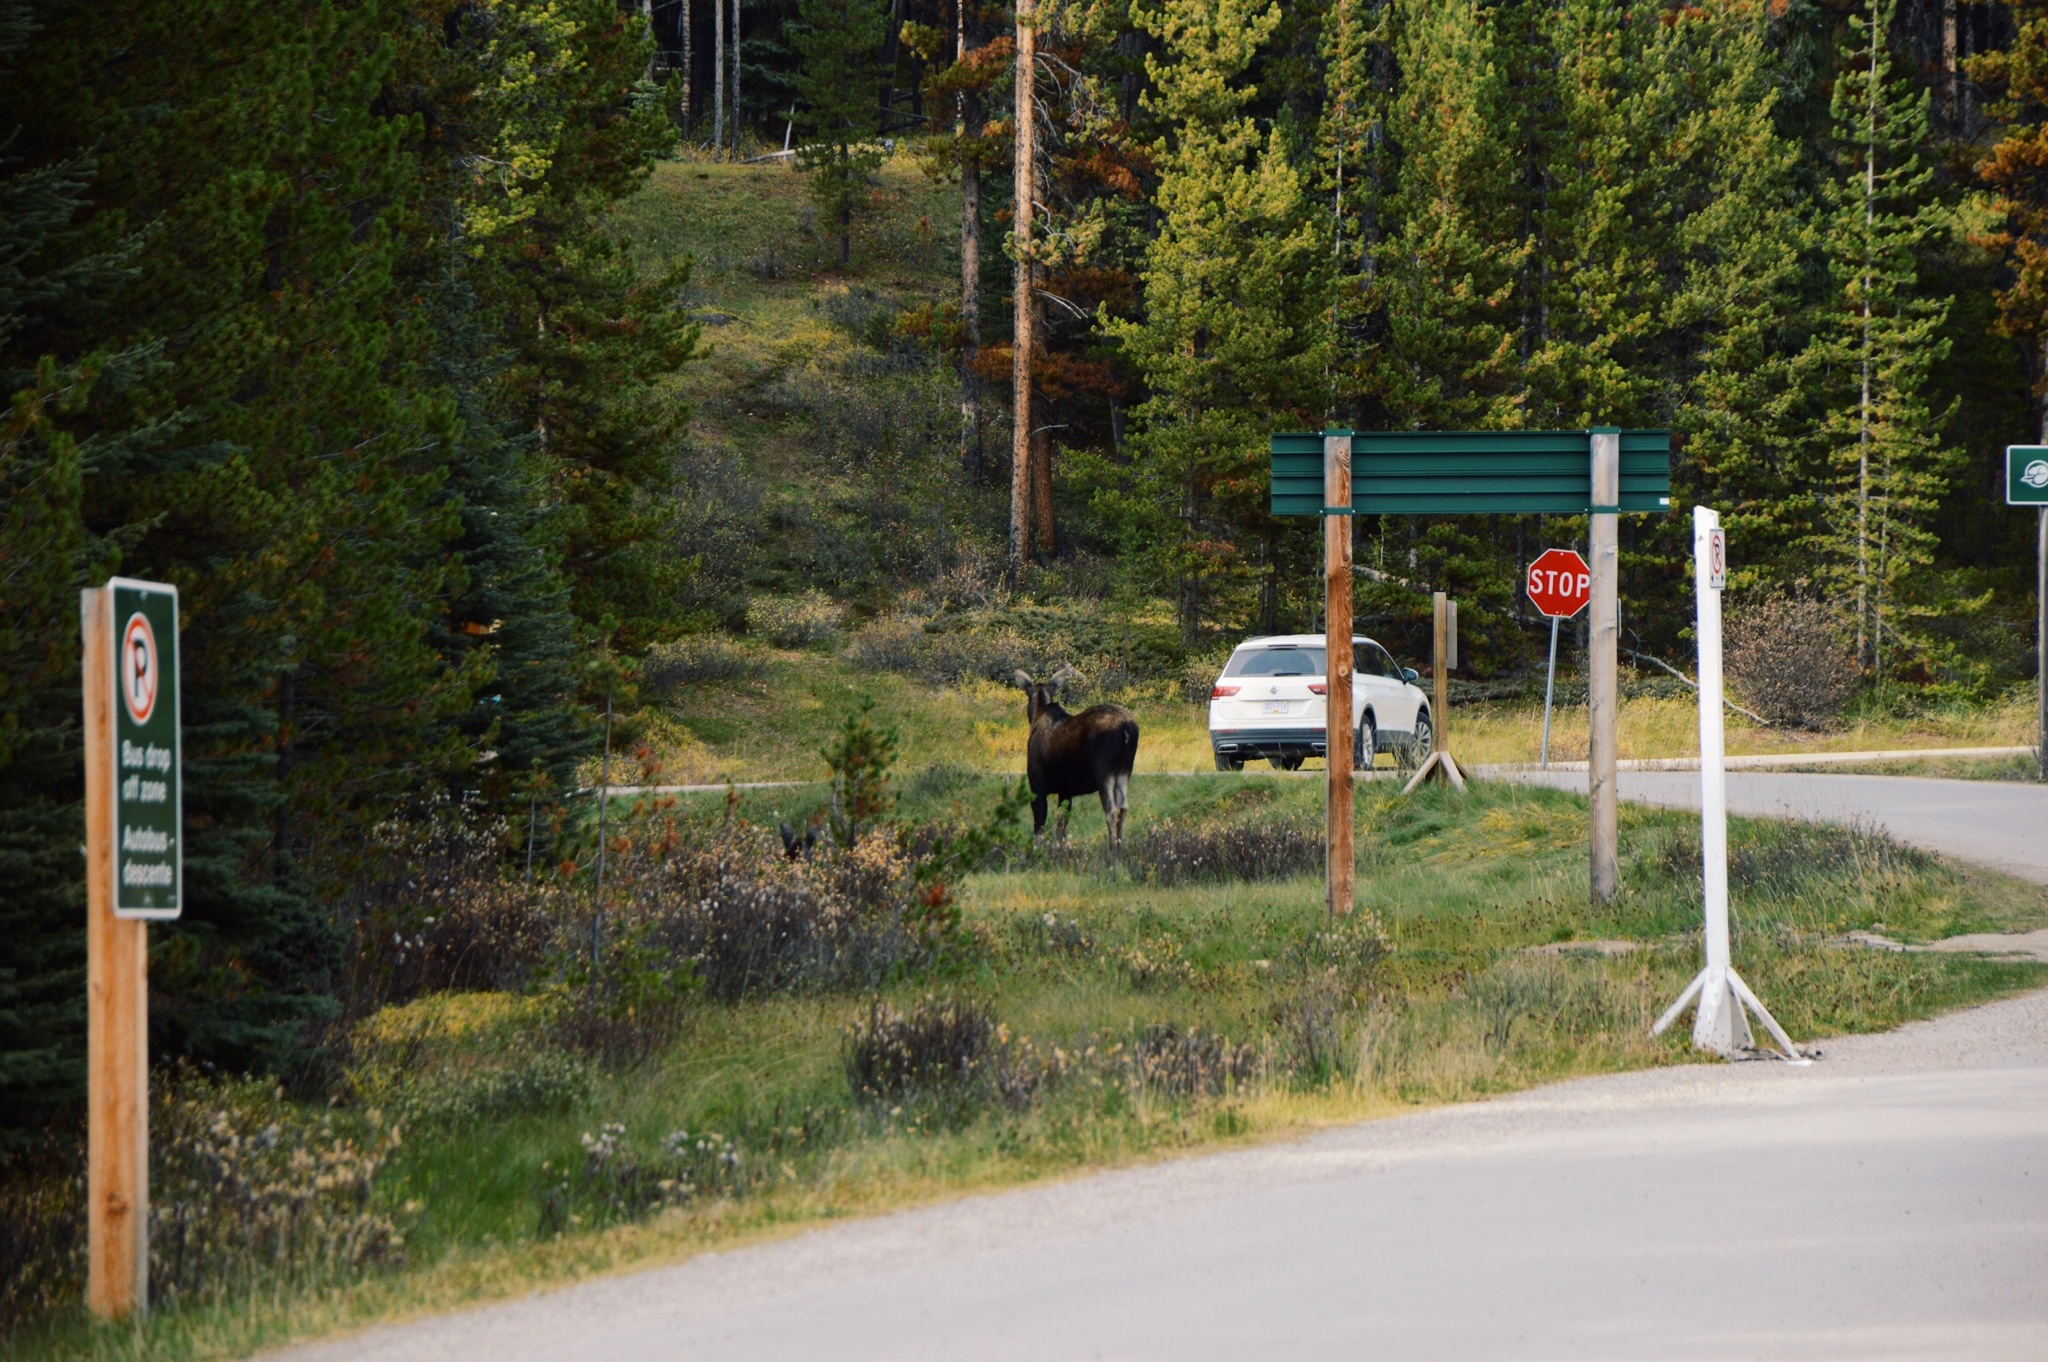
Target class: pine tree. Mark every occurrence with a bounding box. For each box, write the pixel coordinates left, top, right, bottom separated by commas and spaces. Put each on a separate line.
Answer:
0, 0, 144, 1132
791, 0, 890, 267
1367, 0, 1528, 430
1803, 0, 1956, 676
1105, 0, 1327, 645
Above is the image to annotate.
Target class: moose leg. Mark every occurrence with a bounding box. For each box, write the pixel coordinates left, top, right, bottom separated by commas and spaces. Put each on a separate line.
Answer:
1032, 794, 1049, 837
1112, 773, 1130, 846
1098, 784, 1114, 843
1055, 797, 1071, 840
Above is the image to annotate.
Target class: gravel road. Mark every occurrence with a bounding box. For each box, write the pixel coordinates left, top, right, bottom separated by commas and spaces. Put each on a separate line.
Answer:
275, 986, 2048, 1362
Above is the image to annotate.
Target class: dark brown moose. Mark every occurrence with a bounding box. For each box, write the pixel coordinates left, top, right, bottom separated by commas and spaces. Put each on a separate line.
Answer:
1014, 666, 1140, 845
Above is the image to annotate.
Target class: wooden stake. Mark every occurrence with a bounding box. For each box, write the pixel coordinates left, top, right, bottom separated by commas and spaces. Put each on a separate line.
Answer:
1401, 591, 1467, 793
83, 586, 148, 1319
1008, 0, 1036, 587
1589, 429, 1621, 904
1325, 434, 1354, 921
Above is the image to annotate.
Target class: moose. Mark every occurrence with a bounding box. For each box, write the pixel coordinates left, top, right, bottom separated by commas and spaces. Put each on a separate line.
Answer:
1014, 666, 1140, 846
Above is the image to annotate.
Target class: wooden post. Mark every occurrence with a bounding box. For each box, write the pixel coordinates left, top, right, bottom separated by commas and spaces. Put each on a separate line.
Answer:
1325, 433, 1354, 922
1008, 0, 1036, 587
83, 586, 148, 1319
1399, 592, 1466, 794
1589, 428, 1621, 904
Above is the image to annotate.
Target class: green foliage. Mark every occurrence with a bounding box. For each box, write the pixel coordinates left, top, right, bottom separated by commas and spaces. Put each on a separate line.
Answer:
822, 697, 900, 844
791, 0, 890, 267
1100, 0, 1326, 643
1801, 0, 1963, 681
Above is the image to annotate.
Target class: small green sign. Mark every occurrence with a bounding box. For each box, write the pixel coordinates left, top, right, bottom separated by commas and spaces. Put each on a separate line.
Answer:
1271, 429, 1672, 517
107, 578, 180, 919
2010, 446, 2048, 506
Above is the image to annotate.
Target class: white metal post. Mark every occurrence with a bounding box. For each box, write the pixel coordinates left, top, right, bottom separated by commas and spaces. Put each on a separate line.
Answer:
1689, 507, 1749, 1053
1540, 616, 1559, 769
1653, 507, 1806, 1062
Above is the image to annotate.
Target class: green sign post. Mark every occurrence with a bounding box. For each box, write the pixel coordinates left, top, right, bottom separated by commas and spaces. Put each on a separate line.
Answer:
82, 576, 179, 1319
106, 579, 181, 919
2013, 447, 2048, 782
2011, 446, 2048, 506
1270, 428, 1673, 908
1270, 428, 1671, 516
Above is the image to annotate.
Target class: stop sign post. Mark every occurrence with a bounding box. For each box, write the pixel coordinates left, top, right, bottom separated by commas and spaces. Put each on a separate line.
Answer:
1527, 549, 1590, 769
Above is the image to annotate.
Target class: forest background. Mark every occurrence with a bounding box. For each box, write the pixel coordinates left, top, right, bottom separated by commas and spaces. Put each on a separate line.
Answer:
4, 0, 2048, 1157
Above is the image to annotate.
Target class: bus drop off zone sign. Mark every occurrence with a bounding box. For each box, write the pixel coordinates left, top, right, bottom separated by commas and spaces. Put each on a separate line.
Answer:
103, 578, 180, 918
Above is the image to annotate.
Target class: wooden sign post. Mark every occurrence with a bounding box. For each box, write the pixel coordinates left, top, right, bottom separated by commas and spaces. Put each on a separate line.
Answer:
1272, 428, 1669, 904
1587, 429, 1621, 904
1402, 593, 1466, 792
82, 577, 182, 1319
1324, 433, 1355, 921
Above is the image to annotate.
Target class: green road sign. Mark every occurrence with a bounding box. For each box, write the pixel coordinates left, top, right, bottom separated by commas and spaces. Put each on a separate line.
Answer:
1271, 429, 1672, 517
2010, 446, 2048, 505
107, 578, 180, 919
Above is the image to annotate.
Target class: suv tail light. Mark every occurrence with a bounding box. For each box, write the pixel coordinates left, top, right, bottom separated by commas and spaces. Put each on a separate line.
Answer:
1211, 684, 1240, 698
1308, 683, 1327, 695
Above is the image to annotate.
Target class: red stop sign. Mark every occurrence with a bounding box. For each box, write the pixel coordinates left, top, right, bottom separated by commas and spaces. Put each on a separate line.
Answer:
1527, 548, 1591, 619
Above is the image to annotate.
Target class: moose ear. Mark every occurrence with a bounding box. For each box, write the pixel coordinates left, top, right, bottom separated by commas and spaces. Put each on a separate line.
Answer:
1012, 670, 1035, 690
1050, 664, 1083, 690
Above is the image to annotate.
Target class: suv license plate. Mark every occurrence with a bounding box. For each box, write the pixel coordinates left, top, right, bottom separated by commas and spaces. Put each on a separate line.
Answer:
1261, 700, 1289, 715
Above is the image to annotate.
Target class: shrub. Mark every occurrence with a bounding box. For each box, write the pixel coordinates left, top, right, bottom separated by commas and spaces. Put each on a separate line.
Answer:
642, 635, 763, 693
536, 1122, 749, 1235
1044, 817, 1323, 885
1123, 1025, 1261, 1097
1726, 594, 1858, 729
749, 590, 842, 647
844, 997, 997, 1103
605, 825, 935, 1001
343, 806, 561, 1011
151, 1071, 405, 1309
0, 1155, 82, 1331
1114, 934, 1195, 992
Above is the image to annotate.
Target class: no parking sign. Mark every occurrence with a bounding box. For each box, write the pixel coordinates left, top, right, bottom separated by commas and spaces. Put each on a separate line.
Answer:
98, 578, 181, 919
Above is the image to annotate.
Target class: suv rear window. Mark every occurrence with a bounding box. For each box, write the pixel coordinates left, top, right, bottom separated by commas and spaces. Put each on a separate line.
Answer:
1224, 647, 1326, 678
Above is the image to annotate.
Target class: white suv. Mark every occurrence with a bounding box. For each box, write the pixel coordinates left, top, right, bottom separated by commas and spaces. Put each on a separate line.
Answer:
1207, 634, 1432, 771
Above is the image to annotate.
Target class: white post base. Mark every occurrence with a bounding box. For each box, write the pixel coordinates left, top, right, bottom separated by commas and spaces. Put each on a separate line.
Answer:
1653, 964, 1810, 1064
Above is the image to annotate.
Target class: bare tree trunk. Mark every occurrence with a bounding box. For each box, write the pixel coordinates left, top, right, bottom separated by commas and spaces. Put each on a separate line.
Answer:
1942, 0, 1959, 125
681, 0, 693, 134
1009, 0, 1036, 587
1032, 396, 1055, 555
714, 0, 726, 156
959, 3, 983, 479
1857, 19, 1877, 669
731, 0, 742, 155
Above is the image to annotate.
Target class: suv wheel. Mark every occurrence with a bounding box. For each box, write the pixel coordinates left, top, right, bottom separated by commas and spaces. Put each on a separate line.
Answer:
1404, 711, 1434, 768
1355, 716, 1375, 771
1214, 752, 1244, 772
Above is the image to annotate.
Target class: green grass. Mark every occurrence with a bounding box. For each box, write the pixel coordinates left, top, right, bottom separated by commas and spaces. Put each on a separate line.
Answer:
14, 778, 2046, 1362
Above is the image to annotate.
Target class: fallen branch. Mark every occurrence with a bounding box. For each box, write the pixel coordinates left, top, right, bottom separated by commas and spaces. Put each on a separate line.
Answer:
1622, 648, 1772, 726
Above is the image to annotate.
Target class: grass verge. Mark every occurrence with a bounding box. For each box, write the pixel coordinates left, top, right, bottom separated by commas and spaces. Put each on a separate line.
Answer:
8, 778, 2046, 1362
